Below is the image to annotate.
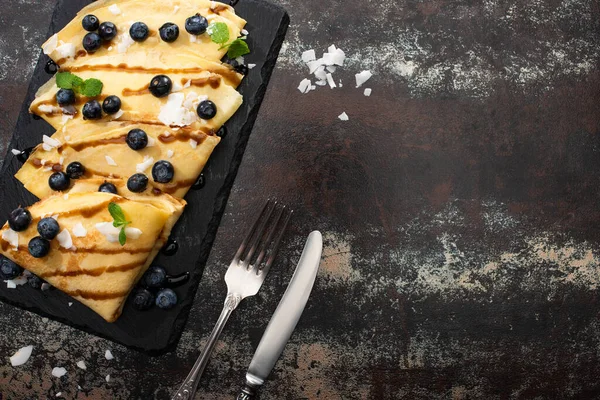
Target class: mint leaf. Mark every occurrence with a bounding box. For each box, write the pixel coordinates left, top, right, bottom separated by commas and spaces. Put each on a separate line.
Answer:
119, 227, 127, 246
80, 78, 103, 97
207, 22, 229, 44
226, 38, 250, 59
108, 202, 126, 226
56, 72, 78, 89
71, 75, 84, 90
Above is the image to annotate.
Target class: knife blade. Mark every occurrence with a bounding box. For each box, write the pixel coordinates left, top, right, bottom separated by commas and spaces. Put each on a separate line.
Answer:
236, 230, 323, 400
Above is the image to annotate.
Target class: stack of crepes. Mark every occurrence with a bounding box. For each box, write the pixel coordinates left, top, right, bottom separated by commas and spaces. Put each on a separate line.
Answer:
0, 0, 246, 322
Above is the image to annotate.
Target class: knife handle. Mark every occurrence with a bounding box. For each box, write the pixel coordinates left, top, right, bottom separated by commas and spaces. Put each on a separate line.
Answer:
236, 382, 258, 400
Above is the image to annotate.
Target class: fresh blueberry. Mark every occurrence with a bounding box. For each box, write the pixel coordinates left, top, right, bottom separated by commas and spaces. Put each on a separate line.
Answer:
197, 100, 217, 119
142, 265, 167, 288
0, 257, 23, 280
149, 75, 172, 98
159, 23, 179, 43
127, 173, 148, 193
102, 95, 121, 114
82, 100, 102, 120
82, 14, 100, 31
8, 207, 31, 232
83, 32, 102, 53
98, 21, 117, 41
126, 129, 148, 150
129, 22, 149, 42
155, 288, 178, 309
185, 14, 208, 35
99, 182, 118, 194
27, 274, 44, 289
152, 160, 174, 183
37, 217, 60, 240
66, 161, 86, 179
132, 287, 155, 311
216, 125, 227, 138
28, 237, 50, 258
226, 58, 249, 75
56, 89, 76, 106
48, 171, 70, 191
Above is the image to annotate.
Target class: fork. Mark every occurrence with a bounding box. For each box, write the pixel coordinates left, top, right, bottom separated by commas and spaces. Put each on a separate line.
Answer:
172, 199, 292, 400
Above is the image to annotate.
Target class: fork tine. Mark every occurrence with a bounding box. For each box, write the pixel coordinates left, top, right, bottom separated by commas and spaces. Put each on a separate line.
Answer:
233, 199, 273, 262
253, 205, 285, 270
240, 200, 277, 269
259, 208, 292, 276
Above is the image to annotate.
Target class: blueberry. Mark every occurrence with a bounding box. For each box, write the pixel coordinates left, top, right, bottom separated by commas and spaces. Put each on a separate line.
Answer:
82, 100, 102, 120
56, 89, 76, 106
98, 21, 117, 41
197, 100, 217, 119
126, 129, 148, 150
37, 217, 60, 240
142, 265, 167, 288
66, 161, 86, 179
27, 274, 44, 289
129, 22, 149, 42
127, 173, 148, 193
159, 22, 179, 43
185, 14, 208, 35
155, 288, 178, 309
0, 257, 23, 280
99, 182, 118, 194
83, 32, 102, 53
132, 287, 155, 310
28, 237, 50, 258
102, 95, 121, 114
82, 14, 100, 31
8, 207, 31, 232
48, 171, 70, 191
216, 125, 227, 138
152, 160, 174, 183
149, 75, 172, 98
226, 58, 248, 75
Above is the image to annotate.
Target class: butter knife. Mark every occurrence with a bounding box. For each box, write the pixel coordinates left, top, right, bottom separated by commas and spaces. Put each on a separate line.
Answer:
236, 230, 323, 400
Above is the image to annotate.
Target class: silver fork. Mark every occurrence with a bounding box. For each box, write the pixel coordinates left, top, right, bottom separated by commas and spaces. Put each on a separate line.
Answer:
172, 199, 292, 400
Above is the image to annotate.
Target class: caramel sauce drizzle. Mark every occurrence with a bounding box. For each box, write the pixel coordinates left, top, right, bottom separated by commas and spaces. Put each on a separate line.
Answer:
157, 131, 207, 144
69, 135, 126, 151
187, 76, 221, 89
64, 288, 130, 301
122, 84, 150, 96
41, 261, 142, 278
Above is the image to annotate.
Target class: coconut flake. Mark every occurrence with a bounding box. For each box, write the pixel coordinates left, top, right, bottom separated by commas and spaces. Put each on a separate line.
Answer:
105, 155, 117, 166
297, 78, 311, 94
314, 66, 327, 81
315, 80, 327, 86
326, 65, 337, 73
364, 88, 372, 96
302, 49, 316, 63
112, 110, 124, 120
189, 34, 198, 43
166, 150, 174, 158
76, 360, 86, 370
95, 223, 142, 242
146, 136, 156, 147
235, 56, 245, 64
326, 73, 337, 89
52, 367, 67, 378
38, 105, 58, 114
59, 157, 64, 165
68, 302, 73, 307
136, 156, 154, 173
338, 112, 349, 121
330, 48, 346, 66
43, 135, 61, 149
72, 223, 87, 238
43, 34, 58, 55
56, 229, 73, 249
189, 139, 198, 149
55, 43, 76, 59
56, 393, 62, 397
5, 280, 16, 289
322, 52, 335, 66
63, 194, 69, 200
105, 350, 114, 360
355, 70, 372, 88
241, 29, 249, 35
108, 46, 113, 51
11, 149, 21, 155
106, 374, 111, 383
248, 63, 256, 69
307, 59, 324, 74
10, 346, 33, 367
41, 283, 51, 291
117, 32, 135, 54
2, 229, 18, 250
173, 5, 180, 13
108, 4, 121, 15
158, 93, 198, 127
6, 275, 27, 288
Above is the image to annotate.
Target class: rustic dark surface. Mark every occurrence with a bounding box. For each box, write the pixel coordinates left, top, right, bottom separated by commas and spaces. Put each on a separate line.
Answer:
1, 0, 600, 399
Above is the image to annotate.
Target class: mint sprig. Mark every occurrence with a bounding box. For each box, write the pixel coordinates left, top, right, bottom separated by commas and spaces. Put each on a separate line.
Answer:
207, 22, 250, 60
207, 22, 230, 44
55, 72, 103, 97
225, 38, 250, 59
108, 202, 131, 246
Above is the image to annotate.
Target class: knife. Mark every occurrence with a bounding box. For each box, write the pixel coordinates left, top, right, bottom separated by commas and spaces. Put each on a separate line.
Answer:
236, 230, 323, 400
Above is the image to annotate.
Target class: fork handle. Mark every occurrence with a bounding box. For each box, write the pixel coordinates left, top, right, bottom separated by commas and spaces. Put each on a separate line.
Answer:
172, 293, 242, 400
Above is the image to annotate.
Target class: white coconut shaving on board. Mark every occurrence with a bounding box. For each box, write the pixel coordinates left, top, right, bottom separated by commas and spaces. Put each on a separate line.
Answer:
10, 345, 33, 366
338, 112, 349, 121
355, 70, 373, 88
52, 367, 67, 378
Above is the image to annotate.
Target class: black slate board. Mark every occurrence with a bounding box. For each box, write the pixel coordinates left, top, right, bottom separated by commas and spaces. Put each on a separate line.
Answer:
0, 0, 289, 355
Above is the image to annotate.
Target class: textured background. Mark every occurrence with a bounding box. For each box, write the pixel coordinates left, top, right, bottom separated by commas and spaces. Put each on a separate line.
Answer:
1, 0, 600, 399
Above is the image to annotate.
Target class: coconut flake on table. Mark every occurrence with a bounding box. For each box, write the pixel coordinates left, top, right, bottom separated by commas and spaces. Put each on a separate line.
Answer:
10, 346, 33, 367
314, 66, 327, 81
167, 149, 174, 158
297, 78, 311, 94
325, 73, 336, 89
76, 360, 87, 370
105, 155, 117, 166
338, 112, 349, 121
136, 155, 154, 173
56, 229, 73, 249
189, 139, 198, 149
56, 393, 62, 397
355, 70, 372, 88
248, 63, 256, 69
108, 4, 121, 14
106, 374, 111, 383
2, 229, 18, 250
105, 350, 114, 360
72, 223, 87, 238
306, 59, 324, 74
241, 28, 249, 35
41, 283, 51, 291
364, 88, 372, 96
301, 49, 316, 63
235, 56, 245, 64
52, 367, 67, 378
11, 149, 21, 155
315, 80, 327, 86
5, 275, 27, 288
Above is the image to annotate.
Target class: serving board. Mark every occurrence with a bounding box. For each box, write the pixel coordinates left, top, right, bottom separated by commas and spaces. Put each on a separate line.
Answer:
0, 0, 289, 355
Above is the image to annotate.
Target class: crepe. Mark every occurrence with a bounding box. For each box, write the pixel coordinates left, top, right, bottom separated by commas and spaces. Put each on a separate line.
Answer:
0, 191, 184, 322
43, 0, 246, 69
30, 69, 243, 131
15, 122, 220, 199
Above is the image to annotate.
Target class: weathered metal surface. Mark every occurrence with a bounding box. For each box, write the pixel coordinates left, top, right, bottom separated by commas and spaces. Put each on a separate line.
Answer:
0, 0, 599, 398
